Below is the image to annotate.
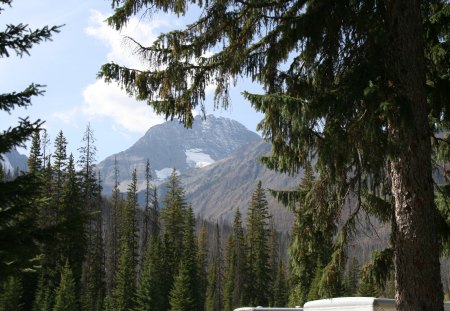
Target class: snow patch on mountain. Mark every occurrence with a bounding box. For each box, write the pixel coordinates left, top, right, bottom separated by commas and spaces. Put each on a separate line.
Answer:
155, 167, 176, 180
185, 148, 215, 168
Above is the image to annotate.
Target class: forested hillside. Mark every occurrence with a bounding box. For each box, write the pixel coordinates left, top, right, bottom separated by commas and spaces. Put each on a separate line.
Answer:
5, 128, 449, 311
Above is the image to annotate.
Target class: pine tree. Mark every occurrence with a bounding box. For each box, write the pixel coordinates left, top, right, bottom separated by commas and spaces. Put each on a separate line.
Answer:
100, 1, 450, 309
274, 163, 336, 306
357, 271, 379, 298
272, 261, 288, 307
134, 237, 165, 311
109, 241, 135, 311
169, 261, 196, 311
246, 181, 271, 306
223, 209, 247, 311
60, 154, 85, 296
77, 125, 105, 311
343, 258, 360, 297
0, 0, 61, 280
168, 207, 198, 311
160, 169, 188, 309
196, 224, 208, 311
53, 261, 78, 311
28, 131, 42, 173
205, 224, 223, 311
0, 276, 23, 311
32, 274, 54, 311
141, 159, 154, 254
124, 169, 139, 274
106, 156, 122, 293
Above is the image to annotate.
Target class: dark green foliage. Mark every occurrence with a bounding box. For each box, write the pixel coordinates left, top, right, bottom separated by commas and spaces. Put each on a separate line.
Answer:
60, 154, 85, 293
134, 237, 165, 311
0, 0, 60, 280
169, 207, 199, 311
196, 225, 208, 311
223, 209, 247, 311
205, 256, 220, 311
160, 169, 188, 308
205, 224, 223, 311
246, 181, 271, 306
169, 261, 196, 311
0, 172, 50, 278
53, 261, 78, 311
272, 261, 288, 307
276, 163, 336, 306
33, 274, 54, 311
343, 258, 360, 297
306, 262, 323, 302
28, 131, 42, 173
0, 276, 23, 311
357, 271, 379, 298
109, 242, 135, 311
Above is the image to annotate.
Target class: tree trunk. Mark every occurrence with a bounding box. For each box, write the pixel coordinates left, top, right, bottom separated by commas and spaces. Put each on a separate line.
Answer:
386, 1, 443, 310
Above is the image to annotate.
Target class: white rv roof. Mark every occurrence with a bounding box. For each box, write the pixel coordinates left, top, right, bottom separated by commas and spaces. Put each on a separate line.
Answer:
303, 297, 450, 311
234, 308, 303, 311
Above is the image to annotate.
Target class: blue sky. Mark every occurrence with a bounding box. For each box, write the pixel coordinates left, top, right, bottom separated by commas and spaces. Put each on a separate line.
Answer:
0, 0, 263, 162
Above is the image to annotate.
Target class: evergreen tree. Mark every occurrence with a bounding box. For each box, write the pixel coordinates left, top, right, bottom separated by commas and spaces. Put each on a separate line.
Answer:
32, 274, 54, 311
268, 226, 279, 306
223, 209, 247, 311
53, 130, 68, 197
343, 258, 360, 297
141, 159, 155, 254
78, 125, 105, 311
109, 241, 135, 311
28, 131, 42, 173
274, 163, 336, 305
53, 261, 78, 311
108, 169, 139, 311
101, 1, 450, 309
0, 0, 61, 279
169, 261, 196, 311
0, 276, 23, 311
357, 271, 379, 298
160, 169, 188, 309
168, 207, 198, 311
60, 154, 85, 295
196, 224, 208, 311
306, 262, 323, 302
134, 237, 165, 311
205, 224, 223, 311
246, 181, 271, 306
106, 156, 122, 293
272, 261, 288, 307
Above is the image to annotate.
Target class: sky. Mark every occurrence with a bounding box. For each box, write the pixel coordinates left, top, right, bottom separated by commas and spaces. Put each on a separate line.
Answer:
0, 0, 264, 162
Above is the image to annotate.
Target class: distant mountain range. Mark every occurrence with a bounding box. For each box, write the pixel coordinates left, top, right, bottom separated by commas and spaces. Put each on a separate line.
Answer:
0, 148, 28, 174
96, 115, 299, 230
96, 115, 262, 194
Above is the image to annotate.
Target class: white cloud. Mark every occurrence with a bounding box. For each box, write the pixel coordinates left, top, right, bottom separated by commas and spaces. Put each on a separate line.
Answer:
81, 10, 171, 133
85, 10, 170, 69
82, 79, 164, 133
52, 107, 80, 125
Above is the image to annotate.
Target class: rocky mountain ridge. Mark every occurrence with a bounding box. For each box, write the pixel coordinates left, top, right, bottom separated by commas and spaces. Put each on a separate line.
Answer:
96, 114, 262, 194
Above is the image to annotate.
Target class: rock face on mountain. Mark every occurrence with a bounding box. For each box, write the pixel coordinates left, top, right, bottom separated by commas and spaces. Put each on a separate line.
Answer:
96, 115, 262, 194
180, 141, 299, 231
0, 148, 28, 174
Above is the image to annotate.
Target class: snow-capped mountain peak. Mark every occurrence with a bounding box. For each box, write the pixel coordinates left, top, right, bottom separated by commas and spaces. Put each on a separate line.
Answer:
96, 115, 261, 193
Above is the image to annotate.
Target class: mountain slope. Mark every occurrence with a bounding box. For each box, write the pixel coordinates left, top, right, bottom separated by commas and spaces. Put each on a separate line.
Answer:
97, 115, 262, 194
180, 141, 299, 231
0, 148, 28, 174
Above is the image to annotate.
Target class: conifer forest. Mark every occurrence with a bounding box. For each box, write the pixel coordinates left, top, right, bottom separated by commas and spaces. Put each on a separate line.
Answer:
1, 1, 450, 311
